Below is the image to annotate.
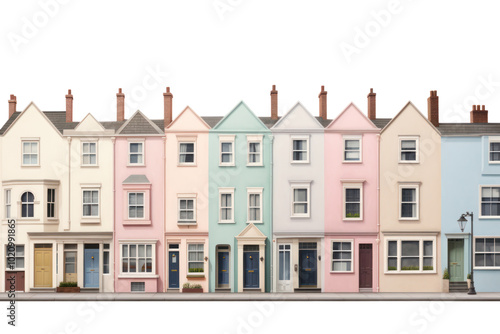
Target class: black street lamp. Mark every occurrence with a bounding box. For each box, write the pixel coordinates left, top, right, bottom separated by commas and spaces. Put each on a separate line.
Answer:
457, 212, 477, 295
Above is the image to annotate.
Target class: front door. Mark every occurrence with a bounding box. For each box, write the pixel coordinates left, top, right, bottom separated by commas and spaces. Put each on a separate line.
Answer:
84, 245, 99, 288
359, 244, 373, 289
217, 251, 229, 288
34, 244, 52, 287
449, 239, 465, 282
169, 251, 179, 288
243, 249, 259, 288
5, 272, 25, 291
299, 242, 317, 288
277, 244, 292, 292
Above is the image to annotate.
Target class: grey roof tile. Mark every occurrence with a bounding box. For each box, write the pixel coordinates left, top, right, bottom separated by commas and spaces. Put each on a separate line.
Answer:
118, 112, 163, 135
438, 123, 500, 135
371, 118, 392, 129
201, 116, 223, 128
315, 116, 332, 128
122, 174, 150, 184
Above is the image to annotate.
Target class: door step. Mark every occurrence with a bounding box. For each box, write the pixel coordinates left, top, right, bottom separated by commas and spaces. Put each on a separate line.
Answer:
294, 288, 321, 293
243, 289, 262, 293
167, 289, 180, 293
80, 288, 99, 293
359, 288, 374, 293
215, 288, 231, 293
30, 288, 56, 292
450, 281, 469, 293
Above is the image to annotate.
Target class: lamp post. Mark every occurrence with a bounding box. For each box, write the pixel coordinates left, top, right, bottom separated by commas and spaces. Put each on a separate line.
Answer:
457, 212, 477, 295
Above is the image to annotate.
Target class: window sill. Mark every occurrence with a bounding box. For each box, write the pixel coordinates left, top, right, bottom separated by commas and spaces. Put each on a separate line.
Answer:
290, 215, 310, 219
398, 161, 419, 164
127, 164, 146, 167
186, 274, 206, 278
118, 274, 159, 279
21, 165, 40, 168
384, 271, 436, 274
81, 218, 101, 224
246, 164, 264, 167
177, 164, 197, 167
246, 221, 263, 224
399, 218, 419, 221
5, 269, 25, 272
291, 161, 310, 164
13, 218, 40, 222
478, 216, 500, 220
123, 220, 151, 225
80, 165, 99, 168
218, 221, 235, 224
343, 218, 363, 222
178, 222, 197, 226
219, 164, 235, 167
473, 267, 500, 270
329, 271, 354, 274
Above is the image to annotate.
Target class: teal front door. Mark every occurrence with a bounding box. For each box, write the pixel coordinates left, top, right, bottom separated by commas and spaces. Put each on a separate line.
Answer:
448, 239, 464, 282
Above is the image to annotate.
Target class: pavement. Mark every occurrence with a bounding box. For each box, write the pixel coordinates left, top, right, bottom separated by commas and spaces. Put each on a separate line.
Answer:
1, 292, 500, 301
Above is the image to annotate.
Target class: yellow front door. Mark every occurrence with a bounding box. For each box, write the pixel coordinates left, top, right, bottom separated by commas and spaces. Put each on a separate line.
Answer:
34, 245, 52, 287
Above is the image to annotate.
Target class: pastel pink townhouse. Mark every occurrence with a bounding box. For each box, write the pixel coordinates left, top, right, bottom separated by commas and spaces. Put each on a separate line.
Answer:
323, 90, 380, 292
113, 89, 166, 293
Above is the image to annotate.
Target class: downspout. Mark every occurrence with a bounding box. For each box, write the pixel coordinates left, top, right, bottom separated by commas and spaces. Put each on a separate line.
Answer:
376, 133, 381, 292
269, 134, 274, 293
112, 136, 116, 292
66, 137, 72, 231
163, 135, 167, 292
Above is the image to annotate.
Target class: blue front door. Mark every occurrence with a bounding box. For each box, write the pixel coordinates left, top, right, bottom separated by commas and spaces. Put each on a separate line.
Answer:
169, 251, 179, 289
299, 249, 317, 287
84, 247, 99, 288
218, 251, 229, 287
243, 252, 259, 288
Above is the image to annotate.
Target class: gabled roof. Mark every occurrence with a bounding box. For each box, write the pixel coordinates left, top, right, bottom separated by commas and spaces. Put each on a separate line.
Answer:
438, 123, 500, 136
74, 113, 106, 132
235, 223, 267, 239
380, 101, 441, 135
116, 110, 164, 135
167, 106, 210, 131
272, 102, 325, 130
370, 118, 392, 129
327, 102, 379, 131
212, 101, 271, 131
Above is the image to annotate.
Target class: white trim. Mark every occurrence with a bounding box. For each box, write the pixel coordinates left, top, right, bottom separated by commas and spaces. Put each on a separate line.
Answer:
479, 185, 500, 219
399, 184, 419, 220
178, 137, 197, 166
128, 140, 145, 166
398, 136, 419, 163
219, 135, 235, 166
82, 189, 100, 219
5, 189, 11, 219
473, 236, 500, 269
219, 187, 235, 223
342, 135, 362, 163
343, 183, 363, 221
384, 236, 436, 274
187, 243, 205, 275
290, 181, 311, 218
81, 141, 98, 167
247, 187, 263, 224
488, 136, 500, 164
290, 135, 310, 164
119, 242, 156, 275
330, 239, 354, 273
247, 135, 263, 166
177, 197, 197, 224
127, 191, 145, 220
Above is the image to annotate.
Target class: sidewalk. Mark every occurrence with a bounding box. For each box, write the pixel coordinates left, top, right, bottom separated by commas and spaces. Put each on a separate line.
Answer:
1, 292, 500, 301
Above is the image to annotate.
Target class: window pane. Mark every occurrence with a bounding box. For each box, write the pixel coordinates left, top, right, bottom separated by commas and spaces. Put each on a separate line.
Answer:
129, 259, 136, 272
476, 238, 485, 252
221, 142, 232, 152
424, 241, 433, 256
249, 142, 259, 153
146, 245, 152, 257
423, 257, 433, 269
402, 241, 419, 256
130, 143, 141, 153
486, 238, 495, 252
16, 246, 24, 256
294, 203, 307, 214
401, 204, 416, 217
293, 140, 305, 150
221, 153, 231, 163
341, 242, 351, 251
475, 254, 485, 266
401, 257, 419, 270
401, 140, 416, 149
332, 242, 340, 251
486, 254, 494, 266
345, 151, 360, 161
16, 258, 24, 268
138, 245, 145, 257
346, 189, 360, 202
294, 189, 307, 202
345, 140, 359, 149
122, 259, 128, 272
402, 189, 416, 202
388, 258, 397, 270
130, 245, 136, 257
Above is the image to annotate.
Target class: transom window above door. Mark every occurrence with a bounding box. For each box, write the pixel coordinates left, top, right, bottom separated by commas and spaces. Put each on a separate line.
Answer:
399, 137, 419, 162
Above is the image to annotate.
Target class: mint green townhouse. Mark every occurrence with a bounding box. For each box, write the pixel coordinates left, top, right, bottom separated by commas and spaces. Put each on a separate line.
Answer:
208, 102, 274, 292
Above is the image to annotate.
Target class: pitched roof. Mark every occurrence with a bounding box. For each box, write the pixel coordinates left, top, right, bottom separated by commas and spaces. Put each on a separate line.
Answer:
201, 116, 223, 128
116, 111, 163, 135
438, 123, 500, 136
122, 174, 151, 184
370, 118, 392, 129
0, 111, 81, 135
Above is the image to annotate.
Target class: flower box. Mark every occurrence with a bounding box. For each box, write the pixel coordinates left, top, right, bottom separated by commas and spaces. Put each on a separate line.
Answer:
182, 288, 203, 293
56, 286, 81, 293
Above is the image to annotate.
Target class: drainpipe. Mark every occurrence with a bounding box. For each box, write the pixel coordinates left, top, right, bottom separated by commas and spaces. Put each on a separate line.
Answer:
66, 137, 72, 231
163, 135, 167, 292
376, 133, 380, 292
269, 134, 274, 293
111, 136, 116, 292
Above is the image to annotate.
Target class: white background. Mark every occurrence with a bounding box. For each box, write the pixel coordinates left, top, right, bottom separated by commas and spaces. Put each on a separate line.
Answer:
1, 0, 499, 333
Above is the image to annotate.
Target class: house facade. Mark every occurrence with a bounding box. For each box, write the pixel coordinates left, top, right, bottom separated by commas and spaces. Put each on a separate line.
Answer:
271, 96, 327, 292
208, 102, 273, 292
165, 106, 210, 292
440, 104, 500, 292
113, 91, 165, 293
324, 100, 380, 292
376, 99, 442, 292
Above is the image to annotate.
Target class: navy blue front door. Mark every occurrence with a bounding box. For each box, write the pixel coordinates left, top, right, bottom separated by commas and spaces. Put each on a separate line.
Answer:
218, 251, 229, 286
299, 249, 317, 287
243, 252, 259, 288
84, 248, 99, 288
169, 251, 179, 288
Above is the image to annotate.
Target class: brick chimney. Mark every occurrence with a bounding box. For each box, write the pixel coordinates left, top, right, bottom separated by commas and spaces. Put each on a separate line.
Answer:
470, 105, 488, 123
427, 90, 439, 127
65, 89, 73, 123
319, 85, 327, 120
163, 87, 173, 128
8, 94, 16, 118
367, 88, 376, 120
270, 85, 278, 120
117, 88, 125, 121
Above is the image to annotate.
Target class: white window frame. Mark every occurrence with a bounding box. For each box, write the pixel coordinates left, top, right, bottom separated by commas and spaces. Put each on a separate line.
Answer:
247, 187, 263, 223
384, 236, 436, 274
219, 187, 235, 223
343, 183, 363, 220
128, 140, 145, 166
398, 136, 419, 163
399, 184, 419, 220
47, 188, 56, 219
290, 182, 311, 218
82, 189, 100, 218
343, 135, 362, 163
81, 141, 98, 166
187, 243, 205, 274
119, 242, 156, 275
5, 189, 11, 219
178, 140, 196, 166
291, 135, 310, 164
489, 137, 500, 164
127, 192, 145, 219
21, 191, 35, 218
103, 244, 110, 274
219, 135, 235, 166
474, 237, 500, 269
21, 139, 40, 166
331, 240, 354, 273
5, 244, 24, 270
177, 195, 197, 224
479, 186, 500, 219
247, 135, 263, 166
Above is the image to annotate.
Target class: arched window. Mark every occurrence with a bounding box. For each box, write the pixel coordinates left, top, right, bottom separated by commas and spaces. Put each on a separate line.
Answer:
21, 192, 34, 218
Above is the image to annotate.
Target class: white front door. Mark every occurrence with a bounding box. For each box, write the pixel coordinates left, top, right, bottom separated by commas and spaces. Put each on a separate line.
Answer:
277, 244, 292, 292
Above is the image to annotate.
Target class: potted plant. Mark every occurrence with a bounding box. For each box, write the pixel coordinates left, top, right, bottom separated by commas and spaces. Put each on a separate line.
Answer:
182, 282, 203, 293
442, 268, 449, 293
57, 281, 80, 293
467, 273, 471, 289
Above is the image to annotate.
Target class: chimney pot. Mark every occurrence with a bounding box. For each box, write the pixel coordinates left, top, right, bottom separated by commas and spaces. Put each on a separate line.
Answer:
117, 88, 125, 122
367, 88, 376, 120
65, 89, 73, 123
427, 90, 439, 127
270, 85, 278, 120
318, 85, 327, 120
8, 94, 17, 118
163, 86, 173, 129
471, 104, 488, 123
